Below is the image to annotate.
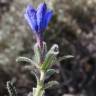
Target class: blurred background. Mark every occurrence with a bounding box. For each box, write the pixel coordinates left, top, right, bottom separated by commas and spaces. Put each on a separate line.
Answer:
0, 0, 96, 96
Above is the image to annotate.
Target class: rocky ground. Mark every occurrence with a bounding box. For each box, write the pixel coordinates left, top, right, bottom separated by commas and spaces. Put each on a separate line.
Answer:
0, 0, 96, 96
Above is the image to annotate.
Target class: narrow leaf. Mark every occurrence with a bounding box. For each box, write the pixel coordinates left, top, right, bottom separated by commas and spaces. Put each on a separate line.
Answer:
45, 69, 56, 80
6, 81, 17, 96
16, 56, 39, 69
41, 44, 59, 71
34, 43, 41, 64
41, 54, 56, 71
44, 81, 59, 89
58, 55, 74, 62
41, 42, 47, 60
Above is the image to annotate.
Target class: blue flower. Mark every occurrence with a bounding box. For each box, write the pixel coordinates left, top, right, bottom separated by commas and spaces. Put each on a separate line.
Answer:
24, 3, 53, 43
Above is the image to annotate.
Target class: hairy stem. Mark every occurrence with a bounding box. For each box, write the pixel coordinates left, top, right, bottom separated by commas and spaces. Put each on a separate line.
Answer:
34, 70, 45, 96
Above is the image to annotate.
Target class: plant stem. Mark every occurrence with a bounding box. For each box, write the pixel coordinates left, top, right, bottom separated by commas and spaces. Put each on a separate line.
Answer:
34, 70, 45, 96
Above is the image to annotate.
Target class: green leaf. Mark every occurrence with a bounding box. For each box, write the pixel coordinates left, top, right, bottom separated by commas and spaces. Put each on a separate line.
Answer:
45, 69, 56, 79
16, 56, 39, 69
44, 81, 59, 89
41, 42, 47, 60
58, 55, 74, 62
41, 54, 56, 71
6, 81, 17, 96
34, 43, 41, 65
41, 44, 59, 71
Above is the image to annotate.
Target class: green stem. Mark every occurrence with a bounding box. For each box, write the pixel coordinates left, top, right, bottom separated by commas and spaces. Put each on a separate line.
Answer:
34, 70, 45, 96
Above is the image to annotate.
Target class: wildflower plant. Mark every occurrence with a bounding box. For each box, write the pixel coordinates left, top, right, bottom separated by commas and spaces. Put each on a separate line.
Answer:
17, 3, 59, 96
7, 2, 73, 96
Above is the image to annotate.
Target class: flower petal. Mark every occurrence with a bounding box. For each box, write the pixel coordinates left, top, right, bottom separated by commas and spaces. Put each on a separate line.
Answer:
45, 10, 53, 28
24, 5, 38, 32
36, 3, 47, 32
